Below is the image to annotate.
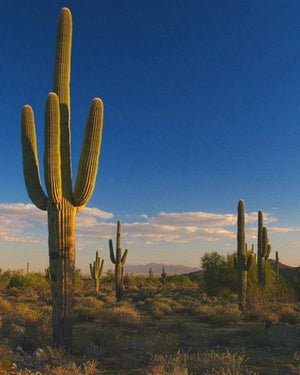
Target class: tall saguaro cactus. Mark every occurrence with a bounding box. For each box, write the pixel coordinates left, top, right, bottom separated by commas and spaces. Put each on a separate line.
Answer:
235, 200, 254, 312
109, 220, 128, 301
21, 8, 103, 349
257, 210, 264, 285
90, 251, 104, 293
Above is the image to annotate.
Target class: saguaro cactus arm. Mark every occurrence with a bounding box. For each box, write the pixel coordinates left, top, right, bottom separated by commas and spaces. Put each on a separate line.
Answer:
21, 106, 48, 210
44, 93, 62, 204
73, 98, 104, 207
121, 249, 128, 265
246, 254, 254, 270
109, 239, 116, 263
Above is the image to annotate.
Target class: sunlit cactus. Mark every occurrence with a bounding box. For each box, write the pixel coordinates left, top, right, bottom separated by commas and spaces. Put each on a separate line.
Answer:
257, 211, 271, 287
21, 8, 103, 349
234, 200, 254, 312
257, 210, 263, 285
89, 251, 104, 293
109, 220, 128, 301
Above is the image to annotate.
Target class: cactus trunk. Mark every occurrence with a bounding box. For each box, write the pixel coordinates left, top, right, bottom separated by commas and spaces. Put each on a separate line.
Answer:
235, 200, 253, 312
48, 201, 76, 347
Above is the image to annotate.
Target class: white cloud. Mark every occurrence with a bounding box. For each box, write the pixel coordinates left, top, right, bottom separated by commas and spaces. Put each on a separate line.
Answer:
79, 207, 113, 219
0, 203, 295, 250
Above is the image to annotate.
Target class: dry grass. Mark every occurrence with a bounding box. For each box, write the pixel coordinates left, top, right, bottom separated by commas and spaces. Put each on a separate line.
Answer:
148, 350, 258, 375
43, 360, 100, 375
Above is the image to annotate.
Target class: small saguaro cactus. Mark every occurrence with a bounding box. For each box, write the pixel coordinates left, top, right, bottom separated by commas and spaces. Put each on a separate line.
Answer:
260, 226, 271, 286
109, 220, 128, 301
234, 200, 254, 312
89, 251, 104, 293
26, 262, 29, 275
21, 8, 103, 349
275, 251, 279, 282
148, 267, 154, 278
161, 266, 167, 285
257, 211, 271, 287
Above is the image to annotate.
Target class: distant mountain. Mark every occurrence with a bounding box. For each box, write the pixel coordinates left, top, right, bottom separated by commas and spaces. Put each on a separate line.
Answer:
269, 259, 300, 280
123, 263, 199, 276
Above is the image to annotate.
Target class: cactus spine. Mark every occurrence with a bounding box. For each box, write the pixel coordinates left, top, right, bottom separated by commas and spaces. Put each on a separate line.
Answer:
89, 251, 104, 293
109, 221, 128, 301
235, 200, 254, 312
21, 8, 103, 349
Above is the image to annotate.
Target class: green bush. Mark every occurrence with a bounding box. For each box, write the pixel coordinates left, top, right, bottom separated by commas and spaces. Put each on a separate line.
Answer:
278, 305, 300, 324
103, 303, 141, 327
0, 341, 13, 372
6, 273, 50, 301
197, 304, 241, 326
74, 296, 104, 322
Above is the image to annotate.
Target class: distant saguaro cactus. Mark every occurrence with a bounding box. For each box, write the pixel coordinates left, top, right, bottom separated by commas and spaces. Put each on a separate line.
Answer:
109, 220, 128, 301
21, 8, 103, 349
275, 251, 279, 282
148, 267, 154, 278
234, 200, 254, 312
258, 225, 271, 287
90, 251, 104, 293
161, 266, 167, 286
257, 210, 264, 285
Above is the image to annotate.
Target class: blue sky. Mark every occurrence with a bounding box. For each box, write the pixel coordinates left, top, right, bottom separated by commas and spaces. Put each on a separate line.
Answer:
0, 0, 300, 272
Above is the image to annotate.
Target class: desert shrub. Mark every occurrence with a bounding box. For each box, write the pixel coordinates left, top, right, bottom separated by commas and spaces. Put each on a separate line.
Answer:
0, 296, 13, 315
148, 350, 256, 375
167, 275, 194, 287
197, 304, 241, 326
90, 326, 125, 355
288, 352, 300, 375
74, 296, 104, 322
102, 303, 141, 327
245, 326, 281, 348
2, 303, 51, 349
148, 352, 188, 375
150, 333, 180, 355
186, 350, 257, 374
132, 287, 156, 303
245, 285, 279, 322
3, 303, 42, 326
0, 341, 13, 371
278, 305, 300, 324
6, 273, 50, 301
74, 269, 84, 294
43, 360, 100, 375
201, 252, 227, 296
